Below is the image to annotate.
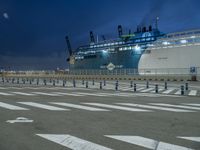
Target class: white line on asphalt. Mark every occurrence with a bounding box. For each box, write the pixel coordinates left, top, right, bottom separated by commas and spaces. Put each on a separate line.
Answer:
50, 102, 110, 111
174, 90, 181, 95
116, 103, 195, 112
140, 88, 154, 93
37, 134, 113, 150
149, 103, 200, 111
188, 90, 197, 96
82, 103, 152, 112
0, 92, 14, 96
52, 92, 84, 96
11, 92, 36, 96
73, 92, 111, 97
182, 103, 200, 107
162, 89, 175, 94
0, 102, 28, 110
18, 102, 68, 111
105, 135, 193, 150
31, 92, 62, 96
0, 87, 6, 89
177, 136, 200, 142
136, 87, 146, 91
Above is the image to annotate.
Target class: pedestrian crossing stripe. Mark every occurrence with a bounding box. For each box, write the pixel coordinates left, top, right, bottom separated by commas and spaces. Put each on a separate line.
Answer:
0, 102, 28, 110
37, 134, 112, 150
116, 103, 195, 112
18, 102, 68, 111
50, 102, 110, 111
149, 103, 200, 111
177, 136, 200, 142
82, 103, 152, 112
105, 135, 193, 150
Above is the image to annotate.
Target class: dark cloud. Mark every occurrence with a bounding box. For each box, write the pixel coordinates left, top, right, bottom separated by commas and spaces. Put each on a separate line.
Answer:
0, 0, 199, 70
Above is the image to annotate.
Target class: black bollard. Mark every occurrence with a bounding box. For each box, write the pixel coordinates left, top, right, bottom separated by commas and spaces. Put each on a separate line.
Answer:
73, 79, 76, 87
146, 81, 149, 89
103, 80, 106, 86
17, 78, 19, 84
57, 79, 59, 84
164, 82, 167, 90
63, 80, 65, 87
100, 81, 102, 89
53, 80, 55, 86
23, 79, 25, 84
37, 79, 39, 85
86, 81, 88, 88
181, 85, 184, 95
155, 84, 158, 93
185, 83, 188, 91
130, 81, 133, 88
134, 83, 136, 92
82, 80, 84, 85
44, 79, 47, 86
92, 80, 95, 85
115, 81, 118, 91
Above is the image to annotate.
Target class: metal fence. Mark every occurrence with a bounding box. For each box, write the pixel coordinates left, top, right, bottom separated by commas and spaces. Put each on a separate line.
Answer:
66, 67, 200, 76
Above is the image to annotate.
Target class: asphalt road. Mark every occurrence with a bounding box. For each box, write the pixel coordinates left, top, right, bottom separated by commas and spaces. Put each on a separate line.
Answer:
0, 83, 200, 150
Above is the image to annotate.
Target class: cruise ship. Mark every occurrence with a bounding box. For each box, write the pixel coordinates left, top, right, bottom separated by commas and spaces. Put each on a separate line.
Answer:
66, 23, 200, 75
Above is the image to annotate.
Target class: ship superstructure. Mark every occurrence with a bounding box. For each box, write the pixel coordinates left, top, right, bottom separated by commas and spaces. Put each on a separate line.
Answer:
66, 23, 200, 75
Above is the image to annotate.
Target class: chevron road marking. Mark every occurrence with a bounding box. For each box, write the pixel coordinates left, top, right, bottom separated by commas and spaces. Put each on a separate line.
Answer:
182, 103, 200, 107
11, 92, 36, 96
31, 92, 62, 96
188, 90, 198, 96
0, 92, 14, 96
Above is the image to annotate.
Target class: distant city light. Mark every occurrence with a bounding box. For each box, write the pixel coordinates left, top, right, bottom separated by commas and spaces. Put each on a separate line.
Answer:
180, 39, 187, 44
102, 50, 108, 54
162, 41, 170, 45
3, 12, 9, 19
135, 45, 141, 51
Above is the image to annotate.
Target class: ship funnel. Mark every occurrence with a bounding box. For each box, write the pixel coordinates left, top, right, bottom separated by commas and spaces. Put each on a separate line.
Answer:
90, 31, 95, 43
142, 27, 147, 32
65, 36, 72, 56
118, 25, 123, 37
102, 35, 106, 41
149, 25, 152, 31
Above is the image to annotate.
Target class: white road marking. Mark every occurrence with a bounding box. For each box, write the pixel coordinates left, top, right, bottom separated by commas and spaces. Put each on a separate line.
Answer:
120, 87, 133, 91
188, 90, 197, 96
136, 87, 146, 91
11, 92, 36, 96
150, 103, 200, 111
0, 87, 6, 89
74, 92, 111, 97
51, 102, 110, 111
117, 103, 195, 112
18, 102, 68, 111
6, 117, 33, 123
0, 92, 14, 96
162, 89, 175, 94
83, 103, 152, 112
140, 88, 154, 93
177, 136, 200, 142
31, 92, 62, 96
174, 90, 181, 95
182, 103, 200, 107
52, 92, 84, 97
105, 135, 193, 150
37, 134, 113, 150
0, 102, 28, 110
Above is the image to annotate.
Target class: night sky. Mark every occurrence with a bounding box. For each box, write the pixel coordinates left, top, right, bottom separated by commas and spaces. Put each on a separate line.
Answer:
0, 0, 200, 70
